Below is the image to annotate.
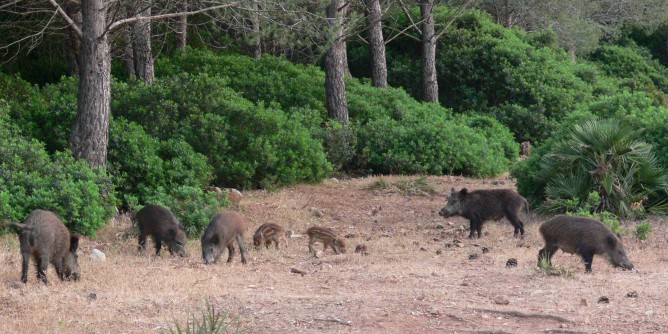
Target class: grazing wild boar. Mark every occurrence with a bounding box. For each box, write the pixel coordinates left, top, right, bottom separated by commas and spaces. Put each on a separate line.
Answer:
135, 204, 187, 257
11, 209, 80, 284
253, 223, 287, 250
439, 188, 529, 239
306, 226, 346, 255
538, 215, 633, 273
201, 211, 248, 264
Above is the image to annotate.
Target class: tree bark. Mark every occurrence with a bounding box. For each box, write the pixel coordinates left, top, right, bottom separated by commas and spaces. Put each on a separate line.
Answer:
420, 0, 438, 103
251, 0, 261, 59
123, 24, 135, 79
365, 0, 387, 88
130, 0, 154, 84
325, 0, 349, 122
64, 0, 82, 77
175, 0, 188, 50
69, 0, 111, 169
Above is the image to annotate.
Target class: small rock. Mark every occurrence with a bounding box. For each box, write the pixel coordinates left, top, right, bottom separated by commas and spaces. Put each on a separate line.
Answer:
494, 296, 510, 305
468, 253, 478, 260
481, 247, 489, 253
355, 244, 368, 255
559, 323, 568, 329
88, 292, 97, 302
645, 309, 654, 317
345, 233, 356, 239
9, 281, 22, 289
309, 207, 324, 218
429, 308, 440, 316
314, 250, 324, 258
436, 249, 442, 255
580, 298, 589, 306
461, 282, 469, 286
627, 291, 638, 298
506, 258, 518, 267
290, 268, 306, 276
598, 296, 610, 304
90, 248, 106, 262
420, 247, 427, 252
491, 181, 499, 185
447, 222, 454, 226
435, 224, 444, 229
329, 177, 340, 183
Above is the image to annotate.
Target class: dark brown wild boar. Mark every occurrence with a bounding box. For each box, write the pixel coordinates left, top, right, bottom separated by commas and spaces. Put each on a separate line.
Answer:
439, 188, 529, 239
538, 215, 633, 273
135, 205, 186, 257
306, 226, 346, 255
11, 209, 80, 284
201, 211, 248, 264
253, 223, 287, 250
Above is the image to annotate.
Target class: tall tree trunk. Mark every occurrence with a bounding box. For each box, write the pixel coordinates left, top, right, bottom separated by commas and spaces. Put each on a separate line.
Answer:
366, 0, 387, 88
251, 0, 261, 59
64, 0, 82, 76
123, 24, 135, 79
325, 0, 349, 122
70, 0, 111, 169
175, 0, 188, 51
568, 47, 576, 62
420, 0, 438, 103
131, 0, 154, 84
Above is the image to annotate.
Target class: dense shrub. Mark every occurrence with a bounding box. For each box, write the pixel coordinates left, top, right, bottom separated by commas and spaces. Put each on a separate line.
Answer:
0, 102, 117, 237
112, 73, 332, 189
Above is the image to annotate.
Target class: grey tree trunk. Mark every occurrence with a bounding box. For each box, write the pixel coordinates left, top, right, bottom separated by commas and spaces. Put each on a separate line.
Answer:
420, 0, 438, 103
131, 0, 154, 84
175, 0, 188, 50
365, 0, 387, 88
69, 0, 111, 169
123, 24, 135, 79
325, 0, 349, 122
251, 0, 261, 59
64, 0, 82, 76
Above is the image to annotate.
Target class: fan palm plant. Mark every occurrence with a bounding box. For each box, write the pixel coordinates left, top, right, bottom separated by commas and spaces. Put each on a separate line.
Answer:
536, 118, 668, 217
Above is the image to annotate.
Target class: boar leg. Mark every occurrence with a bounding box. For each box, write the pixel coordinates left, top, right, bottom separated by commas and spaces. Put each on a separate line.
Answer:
581, 251, 594, 273
154, 238, 163, 256
227, 244, 235, 263
507, 212, 525, 238
237, 234, 248, 264
468, 221, 477, 239
36, 254, 49, 284
138, 232, 148, 252
308, 239, 317, 254
271, 235, 280, 250
20, 252, 30, 283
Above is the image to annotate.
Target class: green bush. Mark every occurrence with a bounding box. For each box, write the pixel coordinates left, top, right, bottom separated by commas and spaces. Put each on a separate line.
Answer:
520, 118, 668, 218
112, 73, 332, 189
635, 221, 653, 240
0, 102, 117, 237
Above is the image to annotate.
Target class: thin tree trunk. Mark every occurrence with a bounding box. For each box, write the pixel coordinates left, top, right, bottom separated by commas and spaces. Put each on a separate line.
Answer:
123, 24, 135, 79
420, 0, 438, 103
64, 0, 82, 76
175, 0, 188, 50
366, 0, 387, 88
325, 0, 349, 122
131, 0, 154, 84
251, 0, 261, 59
568, 47, 576, 62
70, 0, 111, 169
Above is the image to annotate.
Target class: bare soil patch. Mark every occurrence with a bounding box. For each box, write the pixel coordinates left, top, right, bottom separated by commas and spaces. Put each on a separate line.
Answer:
1, 175, 667, 333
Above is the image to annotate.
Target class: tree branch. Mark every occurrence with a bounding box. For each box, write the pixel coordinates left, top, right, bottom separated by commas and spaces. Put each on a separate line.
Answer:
47, 0, 82, 37
107, 2, 240, 32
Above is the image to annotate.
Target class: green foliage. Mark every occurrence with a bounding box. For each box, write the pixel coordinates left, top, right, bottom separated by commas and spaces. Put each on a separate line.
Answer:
635, 221, 653, 240
313, 120, 357, 173
112, 73, 332, 189
168, 300, 244, 334
0, 102, 116, 237
532, 118, 668, 218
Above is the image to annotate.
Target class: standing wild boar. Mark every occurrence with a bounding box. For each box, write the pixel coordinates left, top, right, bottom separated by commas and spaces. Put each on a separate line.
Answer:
201, 211, 248, 264
253, 223, 287, 250
306, 226, 346, 255
135, 204, 187, 257
538, 215, 633, 273
11, 209, 80, 284
439, 188, 529, 238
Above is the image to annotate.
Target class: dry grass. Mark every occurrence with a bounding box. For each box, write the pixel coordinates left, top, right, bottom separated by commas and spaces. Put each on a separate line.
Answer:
1, 175, 668, 333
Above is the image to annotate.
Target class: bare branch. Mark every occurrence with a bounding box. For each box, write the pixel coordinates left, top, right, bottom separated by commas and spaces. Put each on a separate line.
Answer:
108, 2, 240, 31
47, 0, 82, 37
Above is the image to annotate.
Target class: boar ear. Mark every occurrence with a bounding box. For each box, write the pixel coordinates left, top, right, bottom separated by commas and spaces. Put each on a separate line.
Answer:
606, 234, 618, 248
70, 235, 80, 253
459, 188, 468, 197
450, 187, 456, 194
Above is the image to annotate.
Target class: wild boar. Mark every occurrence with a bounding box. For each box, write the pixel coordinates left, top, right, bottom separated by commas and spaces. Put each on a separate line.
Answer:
538, 215, 634, 273
135, 204, 187, 257
201, 211, 248, 264
439, 188, 529, 238
11, 209, 80, 284
253, 223, 287, 250
306, 226, 346, 255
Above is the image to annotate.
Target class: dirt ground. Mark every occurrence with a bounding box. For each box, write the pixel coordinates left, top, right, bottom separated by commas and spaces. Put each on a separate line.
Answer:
1, 175, 667, 334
